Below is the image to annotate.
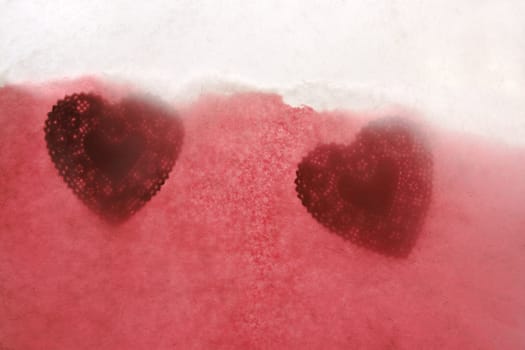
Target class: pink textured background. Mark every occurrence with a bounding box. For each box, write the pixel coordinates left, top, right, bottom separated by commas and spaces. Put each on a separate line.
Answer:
1, 78, 525, 349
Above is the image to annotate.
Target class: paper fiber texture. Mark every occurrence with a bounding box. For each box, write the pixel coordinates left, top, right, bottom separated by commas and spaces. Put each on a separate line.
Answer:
1, 0, 524, 144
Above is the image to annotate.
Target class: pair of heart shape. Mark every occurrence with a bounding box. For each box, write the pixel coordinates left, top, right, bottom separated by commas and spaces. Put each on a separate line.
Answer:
44, 93, 433, 257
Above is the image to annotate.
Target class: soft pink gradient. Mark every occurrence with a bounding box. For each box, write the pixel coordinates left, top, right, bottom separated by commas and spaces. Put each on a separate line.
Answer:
1, 78, 524, 349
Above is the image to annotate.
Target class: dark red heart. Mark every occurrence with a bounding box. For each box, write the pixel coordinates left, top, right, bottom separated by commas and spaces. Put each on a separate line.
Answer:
44, 93, 184, 223
295, 118, 433, 257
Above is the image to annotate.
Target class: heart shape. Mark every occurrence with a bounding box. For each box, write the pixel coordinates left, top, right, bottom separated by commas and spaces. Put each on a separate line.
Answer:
295, 118, 433, 257
44, 93, 184, 223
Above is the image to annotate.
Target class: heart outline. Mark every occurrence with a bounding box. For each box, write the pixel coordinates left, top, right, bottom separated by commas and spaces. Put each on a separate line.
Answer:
295, 117, 433, 257
44, 93, 184, 223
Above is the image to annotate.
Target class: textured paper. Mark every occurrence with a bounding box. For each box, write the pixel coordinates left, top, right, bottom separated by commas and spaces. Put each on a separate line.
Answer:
1, 0, 524, 144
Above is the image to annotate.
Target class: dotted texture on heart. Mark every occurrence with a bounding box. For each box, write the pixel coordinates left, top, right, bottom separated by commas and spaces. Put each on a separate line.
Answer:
295, 118, 433, 257
44, 93, 184, 223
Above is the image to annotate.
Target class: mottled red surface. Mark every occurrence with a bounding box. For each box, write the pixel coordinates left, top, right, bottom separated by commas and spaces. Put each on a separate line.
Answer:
296, 117, 433, 257
1, 78, 524, 349
45, 93, 183, 223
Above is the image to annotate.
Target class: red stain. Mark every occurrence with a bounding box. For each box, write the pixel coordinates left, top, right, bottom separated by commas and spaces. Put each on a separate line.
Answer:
295, 118, 433, 258
45, 93, 183, 223
1, 78, 525, 349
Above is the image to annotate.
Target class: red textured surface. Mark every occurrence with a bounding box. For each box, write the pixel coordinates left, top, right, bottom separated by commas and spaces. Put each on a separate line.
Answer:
296, 118, 433, 257
44, 93, 183, 223
1, 78, 525, 349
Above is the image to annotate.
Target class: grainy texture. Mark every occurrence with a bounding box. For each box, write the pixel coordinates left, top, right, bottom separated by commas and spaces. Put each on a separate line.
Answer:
1, 79, 525, 349
296, 118, 433, 257
44, 93, 183, 222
